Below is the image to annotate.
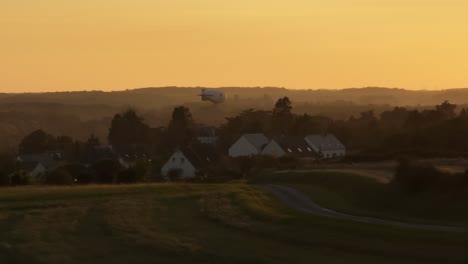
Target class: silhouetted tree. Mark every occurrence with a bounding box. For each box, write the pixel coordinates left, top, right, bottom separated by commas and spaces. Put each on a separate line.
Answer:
18, 129, 57, 154
86, 134, 101, 148
91, 159, 121, 183
217, 109, 271, 152
435, 100, 457, 120
459, 108, 468, 120
0, 154, 15, 186
56, 135, 74, 159
44, 169, 74, 185
108, 109, 151, 151
272, 97, 293, 135
273, 97, 292, 116
290, 114, 331, 136
166, 106, 194, 149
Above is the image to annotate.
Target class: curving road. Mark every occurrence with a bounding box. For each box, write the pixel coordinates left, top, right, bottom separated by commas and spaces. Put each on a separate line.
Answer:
259, 184, 468, 233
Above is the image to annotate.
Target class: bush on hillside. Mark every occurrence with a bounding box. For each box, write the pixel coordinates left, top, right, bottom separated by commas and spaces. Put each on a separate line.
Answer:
117, 167, 138, 184
44, 169, 74, 185
11, 171, 34, 186
0, 172, 11, 186
62, 163, 93, 184
277, 156, 301, 170
392, 158, 468, 194
91, 159, 122, 184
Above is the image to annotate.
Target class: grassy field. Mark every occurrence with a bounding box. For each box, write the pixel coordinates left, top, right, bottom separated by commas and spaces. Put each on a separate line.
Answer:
0, 183, 468, 263
251, 169, 468, 226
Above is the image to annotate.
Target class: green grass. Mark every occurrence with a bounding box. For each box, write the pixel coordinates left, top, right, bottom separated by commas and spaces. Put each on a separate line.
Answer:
0, 183, 468, 263
251, 170, 468, 226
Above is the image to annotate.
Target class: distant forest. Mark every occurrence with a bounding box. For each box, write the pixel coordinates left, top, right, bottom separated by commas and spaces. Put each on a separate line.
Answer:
2, 86, 468, 153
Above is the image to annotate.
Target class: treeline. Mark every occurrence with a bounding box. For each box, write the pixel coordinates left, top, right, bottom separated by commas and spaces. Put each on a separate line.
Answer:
0, 101, 393, 153
334, 101, 468, 158
217, 100, 468, 159
1, 159, 158, 186
8, 99, 468, 160
2, 97, 468, 188
3, 95, 468, 156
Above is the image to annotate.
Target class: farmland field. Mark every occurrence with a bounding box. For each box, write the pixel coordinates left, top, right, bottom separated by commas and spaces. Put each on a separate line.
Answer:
0, 178, 467, 263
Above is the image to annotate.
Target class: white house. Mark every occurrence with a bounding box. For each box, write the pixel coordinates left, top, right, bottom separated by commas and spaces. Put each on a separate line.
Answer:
229, 134, 270, 158
228, 134, 270, 157
161, 144, 216, 180
161, 150, 197, 179
261, 139, 285, 157
305, 134, 346, 159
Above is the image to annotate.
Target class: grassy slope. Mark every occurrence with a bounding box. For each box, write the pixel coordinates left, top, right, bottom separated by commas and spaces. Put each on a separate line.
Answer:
0, 184, 467, 264
251, 170, 468, 226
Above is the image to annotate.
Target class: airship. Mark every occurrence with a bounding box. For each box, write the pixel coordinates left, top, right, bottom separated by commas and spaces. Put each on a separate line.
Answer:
199, 88, 226, 104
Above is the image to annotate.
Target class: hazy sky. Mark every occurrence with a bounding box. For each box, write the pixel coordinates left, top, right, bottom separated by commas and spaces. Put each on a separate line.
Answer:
2, 0, 468, 92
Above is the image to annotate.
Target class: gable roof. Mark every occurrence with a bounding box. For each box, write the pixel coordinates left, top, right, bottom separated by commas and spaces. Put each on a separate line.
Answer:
180, 143, 218, 168
242, 134, 269, 151
305, 134, 345, 151
17, 153, 57, 170
84, 145, 117, 163
276, 136, 313, 155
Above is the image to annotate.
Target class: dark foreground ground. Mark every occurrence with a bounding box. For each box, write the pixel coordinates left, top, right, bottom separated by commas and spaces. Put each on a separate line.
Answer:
1, 171, 468, 264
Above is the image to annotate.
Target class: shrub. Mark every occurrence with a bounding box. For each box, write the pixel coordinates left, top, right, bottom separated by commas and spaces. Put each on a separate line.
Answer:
11, 171, 34, 186
392, 158, 468, 194
62, 163, 92, 184
44, 169, 74, 185
254, 156, 279, 169
91, 159, 122, 184
277, 156, 300, 170
117, 168, 138, 184
234, 156, 254, 179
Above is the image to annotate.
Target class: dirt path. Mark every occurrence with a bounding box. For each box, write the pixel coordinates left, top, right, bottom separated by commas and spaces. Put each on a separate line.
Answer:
259, 184, 468, 233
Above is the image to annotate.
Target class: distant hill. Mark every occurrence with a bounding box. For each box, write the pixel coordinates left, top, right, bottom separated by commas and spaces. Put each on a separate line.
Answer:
2, 87, 468, 108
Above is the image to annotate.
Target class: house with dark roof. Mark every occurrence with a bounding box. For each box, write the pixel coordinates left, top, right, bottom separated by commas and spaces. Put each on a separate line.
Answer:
161, 144, 217, 179
275, 136, 315, 157
228, 134, 270, 157
83, 145, 117, 164
305, 134, 346, 159
16, 152, 61, 177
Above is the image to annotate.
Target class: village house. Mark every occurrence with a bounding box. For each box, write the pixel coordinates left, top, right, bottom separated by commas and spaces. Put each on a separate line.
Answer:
161, 144, 216, 179
16, 152, 62, 177
304, 134, 346, 159
229, 134, 319, 158
275, 136, 315, 157
260, 139, 285, 157
228, 134, 270, 157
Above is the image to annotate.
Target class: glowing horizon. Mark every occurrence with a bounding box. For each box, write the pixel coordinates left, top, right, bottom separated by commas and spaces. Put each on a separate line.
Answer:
2, 0, 468, 93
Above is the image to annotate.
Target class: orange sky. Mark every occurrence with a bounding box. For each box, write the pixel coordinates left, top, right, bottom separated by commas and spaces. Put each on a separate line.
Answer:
2, 0, 468, 92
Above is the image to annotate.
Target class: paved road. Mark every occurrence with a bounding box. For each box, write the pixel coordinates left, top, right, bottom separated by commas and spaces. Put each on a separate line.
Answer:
259, 184, 468, 233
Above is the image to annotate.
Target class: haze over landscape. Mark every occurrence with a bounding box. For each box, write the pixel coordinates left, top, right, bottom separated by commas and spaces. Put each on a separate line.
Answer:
2, 0, 468, 92
4, 2, 468, 264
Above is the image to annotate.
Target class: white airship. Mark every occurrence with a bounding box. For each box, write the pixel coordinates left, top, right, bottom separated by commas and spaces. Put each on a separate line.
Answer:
199, 89, 226, 104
